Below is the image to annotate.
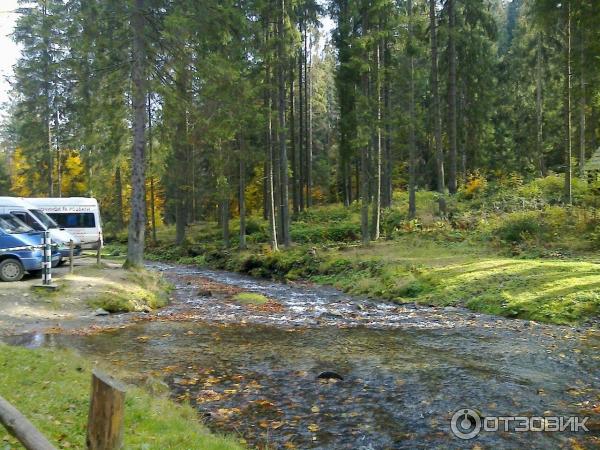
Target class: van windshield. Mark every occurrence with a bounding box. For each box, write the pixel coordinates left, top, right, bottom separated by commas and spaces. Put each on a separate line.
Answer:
30, 209, 58, 229
0, 214, 33, 234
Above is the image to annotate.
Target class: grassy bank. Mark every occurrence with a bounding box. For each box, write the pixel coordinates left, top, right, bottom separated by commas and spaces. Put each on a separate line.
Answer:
55, 265, 171, 313
107, 175, 600, 325
0, 344, 242, 449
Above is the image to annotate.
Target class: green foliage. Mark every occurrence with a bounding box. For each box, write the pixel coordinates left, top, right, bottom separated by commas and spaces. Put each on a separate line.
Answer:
526, 174, 588, 205
493, 211, 547, 243
291, 221, 360, 243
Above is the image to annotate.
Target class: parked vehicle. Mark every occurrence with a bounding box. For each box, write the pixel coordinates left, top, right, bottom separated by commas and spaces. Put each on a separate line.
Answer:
26, 197, 103, 250
0, 197, 82, 260
0, 214, 60, 282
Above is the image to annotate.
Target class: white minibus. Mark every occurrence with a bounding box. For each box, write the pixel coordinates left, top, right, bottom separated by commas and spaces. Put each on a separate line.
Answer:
27, 197, 103, 250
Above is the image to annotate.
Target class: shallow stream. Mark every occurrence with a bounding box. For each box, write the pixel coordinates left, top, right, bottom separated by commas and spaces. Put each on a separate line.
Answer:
5, 263, 600, 449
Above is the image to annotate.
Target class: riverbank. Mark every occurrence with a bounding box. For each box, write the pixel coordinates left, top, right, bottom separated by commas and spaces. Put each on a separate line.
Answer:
0, 344, 241, 449
0, 259, 169, 336
114, 189, 600, 326
142, 237, 599, 326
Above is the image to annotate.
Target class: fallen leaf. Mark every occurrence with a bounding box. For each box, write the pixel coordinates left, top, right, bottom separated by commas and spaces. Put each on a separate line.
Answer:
308, 423, 319, 433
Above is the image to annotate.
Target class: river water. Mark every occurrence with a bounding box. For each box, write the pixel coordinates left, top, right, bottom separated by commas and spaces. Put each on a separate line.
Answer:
5, 263, 600, 449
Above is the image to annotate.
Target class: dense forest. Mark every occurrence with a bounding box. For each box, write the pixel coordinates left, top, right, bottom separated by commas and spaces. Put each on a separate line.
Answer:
0, 0, 599, 264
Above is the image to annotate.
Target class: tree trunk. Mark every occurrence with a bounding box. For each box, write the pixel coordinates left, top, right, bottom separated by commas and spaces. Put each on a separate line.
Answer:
290, 59, 299, 215
303, 21, 309, 209
239, 136, 247, 250
371, 35, 382, 240
578, 28, 585, 177
278, 0, 290, 247
125, 0, 147, 268
430, 0, 445, 194
298, 41, 305, 211
148, 95, 157, 244
408, 0, 417, 219
114, 165, 124, 231
265, 24, 278, 251
447, 0, 458, 194
383, 38, 392, 208
564, 0, 572, 204
42, 2, 53, 197
306, 31, 313, 208
360, 12, 370, 245
536, 33, 545, 177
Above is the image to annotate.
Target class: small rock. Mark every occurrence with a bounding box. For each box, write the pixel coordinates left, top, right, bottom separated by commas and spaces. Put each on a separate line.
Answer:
94, 308, 110, 316
443, 306, 458, 312
317, 371, 344, 381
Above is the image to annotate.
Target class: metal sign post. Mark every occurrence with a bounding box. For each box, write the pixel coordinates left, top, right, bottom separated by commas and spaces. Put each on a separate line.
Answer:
43, 230, 51, 285
35, 230, 57, 290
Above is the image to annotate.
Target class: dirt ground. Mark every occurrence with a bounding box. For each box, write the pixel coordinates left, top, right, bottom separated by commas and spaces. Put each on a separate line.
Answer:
0, 258, 138, 336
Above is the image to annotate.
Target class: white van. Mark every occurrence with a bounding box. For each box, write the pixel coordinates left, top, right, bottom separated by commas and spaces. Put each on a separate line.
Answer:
27, 197, 103, 250
0, 197, 82, 258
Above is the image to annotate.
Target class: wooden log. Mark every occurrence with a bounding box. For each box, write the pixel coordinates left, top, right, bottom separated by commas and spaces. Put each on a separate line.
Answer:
0, 395, 57, 450
86, 370, 126, 450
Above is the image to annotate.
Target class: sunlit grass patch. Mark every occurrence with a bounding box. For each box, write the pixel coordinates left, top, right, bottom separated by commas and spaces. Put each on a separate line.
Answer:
59, 266, 171, 313
231, 292, 269, 305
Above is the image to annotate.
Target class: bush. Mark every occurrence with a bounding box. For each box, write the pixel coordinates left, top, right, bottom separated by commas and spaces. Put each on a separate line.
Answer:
245, 216, 266, 235
459, 171, 488, 200
381, 208, 407, 236
529, 174, 588, 205
291, 221, 360, 243
494, 211, 546, 243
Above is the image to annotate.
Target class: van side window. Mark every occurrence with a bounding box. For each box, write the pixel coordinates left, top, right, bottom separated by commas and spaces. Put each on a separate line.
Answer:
48, 213, 96, 228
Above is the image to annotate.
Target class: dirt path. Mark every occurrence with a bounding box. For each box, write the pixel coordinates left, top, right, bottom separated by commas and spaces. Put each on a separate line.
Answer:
0, 259, 140, 336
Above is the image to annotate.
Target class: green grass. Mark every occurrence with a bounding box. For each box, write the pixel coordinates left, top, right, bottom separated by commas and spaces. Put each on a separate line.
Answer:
311, 240, 600, 324
0, 344, 243, 450
231, 292, 269, 305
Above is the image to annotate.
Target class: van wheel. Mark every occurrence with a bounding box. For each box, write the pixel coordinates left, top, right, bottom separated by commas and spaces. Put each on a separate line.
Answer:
0, 259, 25, 282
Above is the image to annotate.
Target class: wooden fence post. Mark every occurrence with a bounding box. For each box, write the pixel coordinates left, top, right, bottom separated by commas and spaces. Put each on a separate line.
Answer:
96, 238, 101, 266
86, 370, 126, 450
69, 240, 74, 274
0, 395, 57, 450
